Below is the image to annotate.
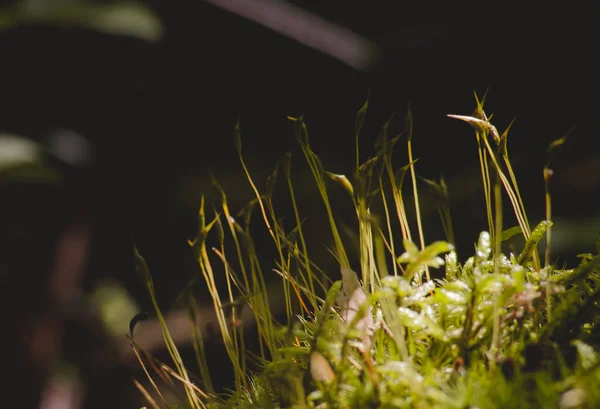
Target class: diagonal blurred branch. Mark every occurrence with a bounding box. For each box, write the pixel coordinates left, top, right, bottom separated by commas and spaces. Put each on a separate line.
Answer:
205, 0, 379, 71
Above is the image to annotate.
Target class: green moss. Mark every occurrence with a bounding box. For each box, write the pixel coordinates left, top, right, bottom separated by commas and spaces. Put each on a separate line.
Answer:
132, 94, 600, 409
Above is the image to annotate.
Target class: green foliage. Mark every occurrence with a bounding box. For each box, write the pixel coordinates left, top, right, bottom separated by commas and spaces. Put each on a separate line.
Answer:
0, 0, 164, 42
132, 95, 600, 408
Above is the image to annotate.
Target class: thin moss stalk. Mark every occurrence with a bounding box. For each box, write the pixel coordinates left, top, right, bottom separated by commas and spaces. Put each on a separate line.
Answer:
490, 165, 503, 364
289, 115, 350, 269
405, 105, 429, 283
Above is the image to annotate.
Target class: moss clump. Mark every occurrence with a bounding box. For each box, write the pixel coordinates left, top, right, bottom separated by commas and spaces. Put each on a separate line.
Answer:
132, 93, 600, 409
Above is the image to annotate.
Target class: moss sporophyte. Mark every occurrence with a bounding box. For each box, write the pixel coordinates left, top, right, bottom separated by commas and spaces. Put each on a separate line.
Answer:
131, 93, 600, 409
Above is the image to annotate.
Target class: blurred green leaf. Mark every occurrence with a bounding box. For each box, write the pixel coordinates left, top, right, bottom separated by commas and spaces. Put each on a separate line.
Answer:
0, 133, 42, 169
0, 0, 164, 42
92, 279, 140, 339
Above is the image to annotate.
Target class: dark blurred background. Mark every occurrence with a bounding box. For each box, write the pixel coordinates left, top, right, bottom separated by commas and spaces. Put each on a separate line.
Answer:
1, 1, 599, 407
